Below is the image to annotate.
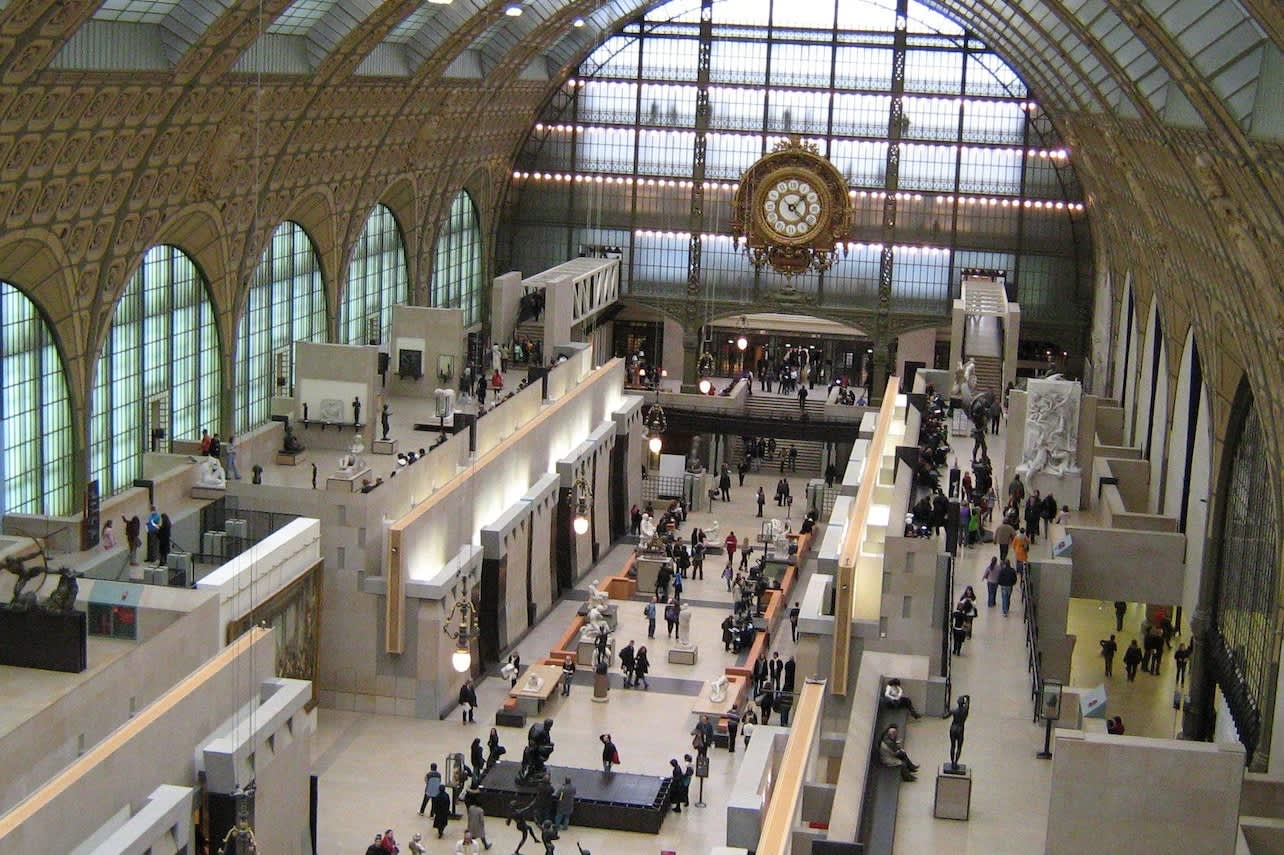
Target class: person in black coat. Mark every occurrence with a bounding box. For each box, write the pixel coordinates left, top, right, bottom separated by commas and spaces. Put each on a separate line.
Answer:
668, 758, 687, 812
752, 653, 769, 695
633, 646, 651, 690
757, 689, 775, 725
782, 656, 796, 694
458, 679, 478, 723
470, 738, 486, 778
429, 788, 452, 838
719, 469, 732, 501
768, 652, 784, 690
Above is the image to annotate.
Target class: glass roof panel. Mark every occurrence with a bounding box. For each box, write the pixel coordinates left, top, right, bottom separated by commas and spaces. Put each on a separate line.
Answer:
268, 0, 334, 36
93, 0, 185, 24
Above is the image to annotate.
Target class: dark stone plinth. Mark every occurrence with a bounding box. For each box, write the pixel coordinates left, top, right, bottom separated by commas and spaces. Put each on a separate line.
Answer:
0, 606, 88, 672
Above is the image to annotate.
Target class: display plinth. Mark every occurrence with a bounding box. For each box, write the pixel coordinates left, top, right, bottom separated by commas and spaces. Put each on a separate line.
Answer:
577, 637, 615, 666
592, 670, 610, 703
326, 466, 371, 492
191, 485, 226, 500
933, 763, 972, 820
634, 556, 668, 593
1024, 470, 1083, 511
0, 607, 88, 672
372, 439, 398, 455
276, 451, 306, 465
668, 645, 698, 665
576, 603, 618, 632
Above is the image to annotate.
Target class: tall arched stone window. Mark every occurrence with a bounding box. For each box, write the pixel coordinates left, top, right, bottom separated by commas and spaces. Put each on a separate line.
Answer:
0, 280, 74, 516
1209, 380, 1280, 765
90, 245, 221, 497
432, 191, 483, 328
234, 222, 327, 433
341, 203, 409, 346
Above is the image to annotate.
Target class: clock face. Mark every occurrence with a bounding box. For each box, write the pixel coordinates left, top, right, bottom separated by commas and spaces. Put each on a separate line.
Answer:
760, 175, 825, 242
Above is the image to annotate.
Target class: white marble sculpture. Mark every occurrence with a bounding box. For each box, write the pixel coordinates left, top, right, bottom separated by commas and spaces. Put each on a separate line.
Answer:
1018, 378, 1082, 477
579, 605, 611, 642
587, 579, 610, 610
492, 343, 503, 373
951, 358, 977, 404
522, 673, 545, 693
197, 457, 227, 489
709, 675, 729, 703
639, 514, 656, 539
339, 432, 366, 474
766, 518, 790, 553
676, 603, 693, 648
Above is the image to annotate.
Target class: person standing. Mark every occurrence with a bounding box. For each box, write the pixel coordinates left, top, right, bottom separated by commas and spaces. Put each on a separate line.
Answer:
719, 467, 732, 502
692, 540, 705, 579
633, 646, 650, 689
756, 487, 766, 517
951, 605, 969, 655
430, 787, 452, 838
1024, 493, 1042, 546
458, 679, 478, 723
768, 651, 784, 690
644, 596, 657, 639
1174, 643, 1191, 685
737, 459, 747, 487
470, 738, 486, 776
789, 601, 801, 642
123, 515, 142, 565
619, 639, 636, 689
157, 513, 172, 564
146, 505, 162, 563
1100, 634, 1118, 677
1114, 601, 1128, 632
997, 560, 1018, 616
726, 706, 740, 753
798, 385, 808, 413
561, 656, 575, 696
1008, 473, 1025, 506
788, 445, 798, 473
600, 734, 619, 772
554, 777, 575, 830
664, 599, 679, 639
752, 653, 769, 696
224, 435, 241, 480
725, 531, 738, 567
692, 715, 715, 758
757, 688, 775, 725
741, 709, 758, 748
630, 504, 642, 536
993, 519, 1015, 560
1123, 639, 1143, 681
487, 728, 504, 771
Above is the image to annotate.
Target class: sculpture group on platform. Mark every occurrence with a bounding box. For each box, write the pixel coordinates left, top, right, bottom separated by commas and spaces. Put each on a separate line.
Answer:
515, 718, 557, 786
3, 547, 81, 614
1019, 378, 1081, 477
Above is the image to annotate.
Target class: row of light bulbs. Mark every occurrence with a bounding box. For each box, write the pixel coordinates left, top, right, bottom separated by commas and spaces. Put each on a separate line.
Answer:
509, 171, 1084, 212
632, 230, 954, 254
531, 124, 1069, 160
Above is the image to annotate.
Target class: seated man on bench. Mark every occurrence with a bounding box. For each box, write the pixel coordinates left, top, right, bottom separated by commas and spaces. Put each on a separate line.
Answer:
877, 725, 920, 782
881, 678, 923, 720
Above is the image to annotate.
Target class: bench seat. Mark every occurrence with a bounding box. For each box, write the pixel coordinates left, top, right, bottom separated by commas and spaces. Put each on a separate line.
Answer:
859, 686, 912, 855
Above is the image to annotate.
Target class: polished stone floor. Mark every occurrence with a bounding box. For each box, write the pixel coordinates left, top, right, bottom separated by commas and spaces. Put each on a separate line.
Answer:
313, 414, 1180, 854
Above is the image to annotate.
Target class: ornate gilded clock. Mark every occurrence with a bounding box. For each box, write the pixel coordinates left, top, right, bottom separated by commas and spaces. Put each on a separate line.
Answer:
731, 136, 852, 278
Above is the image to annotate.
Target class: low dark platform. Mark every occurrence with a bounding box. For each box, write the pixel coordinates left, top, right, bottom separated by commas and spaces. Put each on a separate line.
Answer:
475, 762, 671, 834
0, 606, 87, 673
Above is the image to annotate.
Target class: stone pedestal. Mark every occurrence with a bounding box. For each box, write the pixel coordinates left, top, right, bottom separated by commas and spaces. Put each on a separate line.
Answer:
576, 603, 618, 632
372, 438, 398, 455
326, 466, 371, 492
577, 637, 614, 666
276, 451, 306, 465
635, 556, 667, 593
592, 670, 610, 703
933, 764, 972, 820
191, 485, 226, 500
668, 645, 698, 665
1025, 470, 1083, 511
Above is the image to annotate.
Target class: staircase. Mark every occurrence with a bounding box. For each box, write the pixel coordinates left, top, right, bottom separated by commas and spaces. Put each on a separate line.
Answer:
511, 321, 544, 355
969, 355, 1003, 398
727, 437, 828, 476
746, 394, 827, 422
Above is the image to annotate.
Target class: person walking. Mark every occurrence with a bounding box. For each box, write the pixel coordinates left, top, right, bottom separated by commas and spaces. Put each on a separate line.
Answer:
619, 640, 636, 689
1114, 601, 1128, 632
470, 738, 486, 777
1123, 639, 1143, 681
420, 763, 443, 815
692, 715, 715, 758
1011, 528, 1030, 574
465, 797, 493, 850
554, 777, 576, 830
430, 787, 452, 839
146, 505, 162, 563
721, 561, 734, 592
951, 604, 969, 655
486, 728, 504, 771
719, 468, 732, 502
789, 601, 801, 642
993, 519, 1015, 560
458, 679, 477, 723
997, 559, 1018, 616
756, 487, 765, 517
741, 709, 758, 749
1174, 642, 1191, 685
633, 646, 650, 689
1100, 634, 1118, 677
798, 385, 809, 413
644, 596, 657, 639
756, 688, 775, 725
725, 705, 740, 753
101, 519, 117, 551
982, 557, 1000, 607
600, 734, 620, 772
724, 530, 738, 567
664, 599, 679, 639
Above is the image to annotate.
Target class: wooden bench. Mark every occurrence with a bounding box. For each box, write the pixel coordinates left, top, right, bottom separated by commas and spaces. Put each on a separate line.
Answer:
550, 614, 586, 663
603, 554, 638, 599
713, 678, 753, 747
859, 682, 912, 855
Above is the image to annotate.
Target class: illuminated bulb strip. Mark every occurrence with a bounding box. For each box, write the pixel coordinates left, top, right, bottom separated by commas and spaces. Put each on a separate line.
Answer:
508, 172, 1084, 212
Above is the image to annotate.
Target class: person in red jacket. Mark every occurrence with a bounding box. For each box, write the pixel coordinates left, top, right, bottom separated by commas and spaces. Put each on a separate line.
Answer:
724, 531, 738, 566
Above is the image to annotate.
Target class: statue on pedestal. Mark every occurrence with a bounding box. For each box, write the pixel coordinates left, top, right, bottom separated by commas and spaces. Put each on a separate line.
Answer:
676, 603, 693, 648
381, 404, 391, 440
948, 695, 970, 773
578, 606, 610, 642
352, 396, 361, 426
515, 718, 556, 786
587, 580, 609, 611
281, 422, 304, 454
709, 675, 729, 703
951, 359, 977, 404
197, 457, 227, 489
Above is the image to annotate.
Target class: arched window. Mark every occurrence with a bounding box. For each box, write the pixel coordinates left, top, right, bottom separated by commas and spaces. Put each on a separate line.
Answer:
432, 191, 483, 327
90, 245, 221, 497
1209, 382, 1280, 764
342, 203, 408, 346
0, 281, 73, 516
235, 222, 327, 433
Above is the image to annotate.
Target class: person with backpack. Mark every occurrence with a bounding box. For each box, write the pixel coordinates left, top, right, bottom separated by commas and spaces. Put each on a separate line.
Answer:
601, 734, 620, 772
664, 599, 680, 638
691, 540, 705, 579
997, 559, 1018, 616
618, 639, 636, 689
643, 596, 657, 639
